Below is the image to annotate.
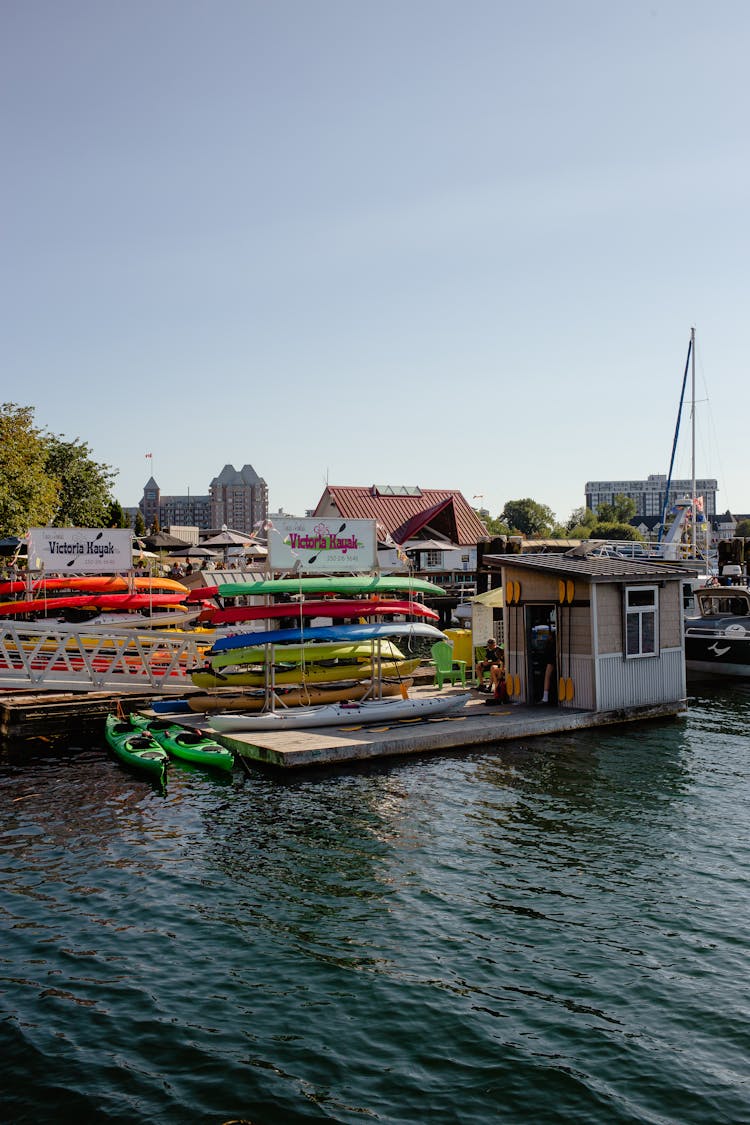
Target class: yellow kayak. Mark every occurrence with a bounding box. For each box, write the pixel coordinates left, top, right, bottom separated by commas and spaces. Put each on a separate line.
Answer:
191, 657, 421, 691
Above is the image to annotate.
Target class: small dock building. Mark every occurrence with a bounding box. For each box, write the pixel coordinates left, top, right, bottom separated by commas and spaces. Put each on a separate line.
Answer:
484, 551, 693, 712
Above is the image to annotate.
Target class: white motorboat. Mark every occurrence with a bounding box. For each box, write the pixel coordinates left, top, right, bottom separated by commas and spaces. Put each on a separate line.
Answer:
685, 581, 750, 680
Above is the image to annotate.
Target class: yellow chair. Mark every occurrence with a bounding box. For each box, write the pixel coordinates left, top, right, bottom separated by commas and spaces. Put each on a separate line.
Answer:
430, 641, 467, 688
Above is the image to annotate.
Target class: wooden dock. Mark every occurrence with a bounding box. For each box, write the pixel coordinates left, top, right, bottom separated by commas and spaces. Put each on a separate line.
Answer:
146, 686, 687, 769
0, 683, 687, 764
0, 691, 159, 741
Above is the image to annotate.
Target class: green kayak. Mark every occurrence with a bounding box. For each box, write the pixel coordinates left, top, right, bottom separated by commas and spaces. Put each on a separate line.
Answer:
217, 575, 446, 598
105, 714, 169, 786
130, 714, 234, 773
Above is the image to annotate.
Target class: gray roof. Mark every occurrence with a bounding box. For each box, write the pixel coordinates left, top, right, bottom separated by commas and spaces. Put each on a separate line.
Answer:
483, 551, 699, 583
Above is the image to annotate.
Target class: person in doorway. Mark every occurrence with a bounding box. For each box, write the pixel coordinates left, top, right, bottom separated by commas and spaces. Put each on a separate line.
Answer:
476, 637, 503, 690
541, 631, 556, 703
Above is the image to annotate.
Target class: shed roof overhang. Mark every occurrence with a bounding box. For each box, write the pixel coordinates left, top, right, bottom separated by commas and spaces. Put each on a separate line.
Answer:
482, 552, 699, 583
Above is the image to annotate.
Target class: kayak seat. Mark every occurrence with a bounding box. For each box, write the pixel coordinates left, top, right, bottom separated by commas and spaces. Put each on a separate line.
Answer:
130, 736, 157, 749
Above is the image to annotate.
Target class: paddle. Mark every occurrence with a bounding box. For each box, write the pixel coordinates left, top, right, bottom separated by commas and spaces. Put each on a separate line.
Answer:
66, 530, 103, 565
565, 582, 575, 701
513, 589, 521, 698
308, 522, 347, 564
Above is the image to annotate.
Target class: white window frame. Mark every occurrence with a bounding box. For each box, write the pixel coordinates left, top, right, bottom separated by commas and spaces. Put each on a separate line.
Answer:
624, 584, 659, 658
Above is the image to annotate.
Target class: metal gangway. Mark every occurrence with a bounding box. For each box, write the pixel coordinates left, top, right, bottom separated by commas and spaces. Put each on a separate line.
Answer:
0, 620, 211, 694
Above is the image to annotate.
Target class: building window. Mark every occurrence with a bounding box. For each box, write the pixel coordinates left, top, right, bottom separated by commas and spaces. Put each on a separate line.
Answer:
624, 586, 658, 657
425, 551, 442, 568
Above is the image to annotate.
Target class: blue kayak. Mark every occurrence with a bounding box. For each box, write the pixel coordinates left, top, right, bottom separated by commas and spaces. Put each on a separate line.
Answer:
209, 621, 447, 655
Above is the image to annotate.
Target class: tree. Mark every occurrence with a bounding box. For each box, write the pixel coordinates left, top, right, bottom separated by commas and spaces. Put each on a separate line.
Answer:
106, 499, 130, 528
0, 403, 59, 534
480, 513, 512, 537
589, 521, 645, 542
134, 509, 147, 537
734, 519, 750, 538
500, 498, 556, 537
566, 506, 598, 538
594, 494, 636, 525
44, 434, 117, 527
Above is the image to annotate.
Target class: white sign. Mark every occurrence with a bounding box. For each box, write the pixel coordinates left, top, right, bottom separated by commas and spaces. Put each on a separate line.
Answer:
28, 528, 134, 574
268, 517, 377, 573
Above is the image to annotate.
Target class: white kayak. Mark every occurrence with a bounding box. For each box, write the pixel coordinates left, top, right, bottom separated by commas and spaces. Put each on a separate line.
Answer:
209, 692, 471, 732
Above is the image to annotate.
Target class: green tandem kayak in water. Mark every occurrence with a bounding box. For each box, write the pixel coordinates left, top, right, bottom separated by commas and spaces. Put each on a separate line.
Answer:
130, 714, 234, 773
105, 714, 169, 786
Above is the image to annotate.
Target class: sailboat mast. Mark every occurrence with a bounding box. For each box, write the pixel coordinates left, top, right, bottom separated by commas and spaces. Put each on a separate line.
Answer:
691, 325, 697, 556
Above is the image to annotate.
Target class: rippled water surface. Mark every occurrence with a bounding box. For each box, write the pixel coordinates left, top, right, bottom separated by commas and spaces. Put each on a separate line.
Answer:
2, 684, 750, 1124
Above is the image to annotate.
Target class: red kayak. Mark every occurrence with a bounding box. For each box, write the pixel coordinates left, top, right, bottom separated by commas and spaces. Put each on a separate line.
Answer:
0, 575, 188, 597
199, 598, 440, 625
0, 592, 186, 617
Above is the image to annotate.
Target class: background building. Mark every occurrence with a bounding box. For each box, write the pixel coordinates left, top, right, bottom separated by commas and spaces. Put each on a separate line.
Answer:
209, 465, 268, 536
585, 474, 718, 524
135, 464, 268, 535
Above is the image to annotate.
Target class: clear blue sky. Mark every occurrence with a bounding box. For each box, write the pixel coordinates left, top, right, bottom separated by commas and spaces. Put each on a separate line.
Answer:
3, 1, 748, 523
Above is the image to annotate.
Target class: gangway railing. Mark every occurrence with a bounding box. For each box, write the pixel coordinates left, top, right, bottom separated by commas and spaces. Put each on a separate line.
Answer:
0, 621, 212, 693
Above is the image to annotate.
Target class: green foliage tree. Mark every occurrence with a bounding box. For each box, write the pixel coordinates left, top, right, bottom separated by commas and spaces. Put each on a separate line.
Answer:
734, 519, 750, 537
134, 509, 147, 537
106, 499, 130, 528
501, 498, 556, 538
589, 521, 645, 542
44, 434, 117, 527
566, 506, 598, 539
481, 513, 512, 537
594, 494, 636, 525
0, 403, 59, 534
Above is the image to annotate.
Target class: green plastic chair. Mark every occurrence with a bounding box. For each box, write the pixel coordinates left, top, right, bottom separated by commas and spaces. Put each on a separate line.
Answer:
430, 641, 467, 688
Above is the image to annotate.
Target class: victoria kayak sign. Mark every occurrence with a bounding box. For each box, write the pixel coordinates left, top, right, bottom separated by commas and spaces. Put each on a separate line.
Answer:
269, 518, 377, 573
28, 528, 134, 574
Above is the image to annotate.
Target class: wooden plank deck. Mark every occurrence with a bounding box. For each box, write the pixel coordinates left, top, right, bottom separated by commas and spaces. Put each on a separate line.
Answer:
0, 691, 159, 741
146, 686, 687, 769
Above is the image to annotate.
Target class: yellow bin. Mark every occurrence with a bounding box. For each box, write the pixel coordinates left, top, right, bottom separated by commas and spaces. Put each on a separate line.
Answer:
444, 628, 473, 667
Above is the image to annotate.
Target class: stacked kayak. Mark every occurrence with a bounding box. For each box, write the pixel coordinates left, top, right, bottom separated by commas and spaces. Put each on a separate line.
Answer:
210, 691, 471, 732
105, 714, 169, 786
188, 577, 447, 711
192, 626, 436, 691
0, 575, 197, 629
184, 678, 413, 714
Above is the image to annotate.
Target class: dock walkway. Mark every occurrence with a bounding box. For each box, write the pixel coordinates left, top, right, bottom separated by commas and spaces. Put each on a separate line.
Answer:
153, 686, 686, 769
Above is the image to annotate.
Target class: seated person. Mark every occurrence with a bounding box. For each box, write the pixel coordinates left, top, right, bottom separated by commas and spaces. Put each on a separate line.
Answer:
476, 638, 503, 689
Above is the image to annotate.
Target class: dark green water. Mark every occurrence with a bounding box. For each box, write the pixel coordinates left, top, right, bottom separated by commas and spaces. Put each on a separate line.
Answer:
2, 684, 749, 1124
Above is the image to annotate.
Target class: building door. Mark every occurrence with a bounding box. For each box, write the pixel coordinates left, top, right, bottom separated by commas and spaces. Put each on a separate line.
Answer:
526, 604, 558, 705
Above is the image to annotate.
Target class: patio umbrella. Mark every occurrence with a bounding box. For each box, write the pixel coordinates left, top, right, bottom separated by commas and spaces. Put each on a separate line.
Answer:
201, 530, 255, 547
403, 539, 454, 552
202, 528, 264, 564
143, 531, 192, 550
167, 546, 221, 559
0, 536, 23, 556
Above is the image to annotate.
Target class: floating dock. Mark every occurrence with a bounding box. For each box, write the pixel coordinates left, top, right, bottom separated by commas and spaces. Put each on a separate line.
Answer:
145, 686, 687, 769
0, 684, 687, 765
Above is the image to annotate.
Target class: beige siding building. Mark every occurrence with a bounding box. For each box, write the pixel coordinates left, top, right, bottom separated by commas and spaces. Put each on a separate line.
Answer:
484, 552, 692, 713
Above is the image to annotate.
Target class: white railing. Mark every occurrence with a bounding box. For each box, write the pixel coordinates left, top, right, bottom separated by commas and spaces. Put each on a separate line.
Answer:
0, 621, 211, 694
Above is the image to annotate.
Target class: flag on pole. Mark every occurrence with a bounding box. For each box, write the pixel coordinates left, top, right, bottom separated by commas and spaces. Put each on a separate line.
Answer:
145, 453, 153, 459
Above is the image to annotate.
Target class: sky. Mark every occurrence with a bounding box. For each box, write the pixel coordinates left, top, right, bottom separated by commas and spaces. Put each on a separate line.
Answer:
2, 0, 748, 525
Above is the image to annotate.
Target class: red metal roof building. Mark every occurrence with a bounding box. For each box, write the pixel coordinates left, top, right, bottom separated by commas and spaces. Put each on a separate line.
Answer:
313, 485, 489, 546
